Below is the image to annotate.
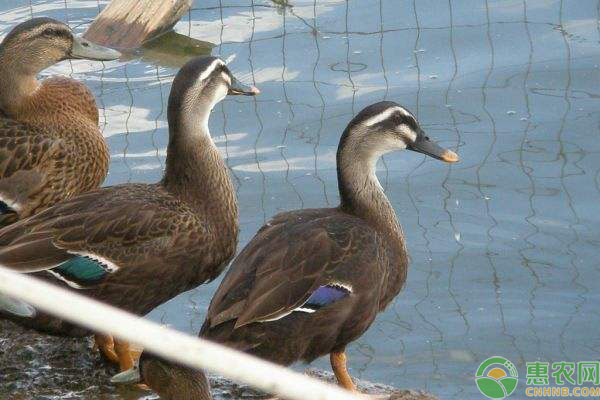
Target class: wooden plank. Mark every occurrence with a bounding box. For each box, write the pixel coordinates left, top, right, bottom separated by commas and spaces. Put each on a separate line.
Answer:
84, 0, 193, 50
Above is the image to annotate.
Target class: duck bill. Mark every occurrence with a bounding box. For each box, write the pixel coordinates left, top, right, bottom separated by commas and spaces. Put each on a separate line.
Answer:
409, 136, 459, 163
0, 294, 36, 317
70, 36, 121, 61
110, 367, 141, 384
228, 76, 260, 96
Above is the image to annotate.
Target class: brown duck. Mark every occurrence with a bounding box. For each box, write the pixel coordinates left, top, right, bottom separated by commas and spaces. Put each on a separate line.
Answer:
112, 351, 213, 400
0, 17, 120, 227
201, 101, 459, 392
0, 56, 259, 371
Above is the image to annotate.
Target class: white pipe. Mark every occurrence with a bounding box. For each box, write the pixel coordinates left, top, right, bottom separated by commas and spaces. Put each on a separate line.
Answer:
0, 266, 362, 400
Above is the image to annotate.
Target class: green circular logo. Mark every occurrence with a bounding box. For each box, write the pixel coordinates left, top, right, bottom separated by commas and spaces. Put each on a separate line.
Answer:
475, 356, 519, 399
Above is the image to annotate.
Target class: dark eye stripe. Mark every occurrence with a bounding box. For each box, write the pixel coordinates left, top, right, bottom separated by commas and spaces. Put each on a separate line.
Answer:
205, 64, 225, 81
405, 116, 419, 132
40, 27, 70, 38
391, 111, 418, 132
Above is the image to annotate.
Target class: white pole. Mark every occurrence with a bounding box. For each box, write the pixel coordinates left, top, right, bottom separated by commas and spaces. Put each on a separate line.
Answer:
0, 267, 362, 400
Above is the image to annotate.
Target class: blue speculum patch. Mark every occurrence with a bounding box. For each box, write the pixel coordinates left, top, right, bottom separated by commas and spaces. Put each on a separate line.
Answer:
304, 285, 350, 310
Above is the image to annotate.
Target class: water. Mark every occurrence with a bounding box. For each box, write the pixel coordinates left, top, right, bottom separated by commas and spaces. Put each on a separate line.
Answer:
0, 1, 599, 399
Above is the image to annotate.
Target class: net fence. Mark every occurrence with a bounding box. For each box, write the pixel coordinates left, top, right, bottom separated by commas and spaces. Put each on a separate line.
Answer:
0, 0, 599, 398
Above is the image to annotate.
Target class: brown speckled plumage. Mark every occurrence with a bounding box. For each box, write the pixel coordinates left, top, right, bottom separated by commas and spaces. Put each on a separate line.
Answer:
136, 352, 213, 400
0, 56, 257, 338
0, 18, 114, 227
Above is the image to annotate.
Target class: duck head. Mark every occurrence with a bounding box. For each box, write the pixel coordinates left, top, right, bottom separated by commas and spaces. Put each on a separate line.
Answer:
112, 351, 213, 400
0, 17, 120, 76
167, 56, 259, 132
340, 101, 459, 166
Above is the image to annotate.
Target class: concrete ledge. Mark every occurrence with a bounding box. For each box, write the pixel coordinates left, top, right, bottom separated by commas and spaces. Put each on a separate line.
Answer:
0, 320, 437, 399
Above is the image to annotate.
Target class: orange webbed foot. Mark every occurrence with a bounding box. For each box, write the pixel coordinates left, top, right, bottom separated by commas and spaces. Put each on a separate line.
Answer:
95, 334, 142, 373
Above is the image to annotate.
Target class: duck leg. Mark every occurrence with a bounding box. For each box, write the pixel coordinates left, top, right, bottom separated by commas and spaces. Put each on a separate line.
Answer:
95, 335, 141, 372
330, 350, 356, 391
94, 333, 119, 364
114, 338, 137, 372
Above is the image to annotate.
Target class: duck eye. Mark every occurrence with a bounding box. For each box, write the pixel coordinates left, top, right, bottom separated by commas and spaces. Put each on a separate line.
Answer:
42, 28, 55, 36
425, 136, 430, 141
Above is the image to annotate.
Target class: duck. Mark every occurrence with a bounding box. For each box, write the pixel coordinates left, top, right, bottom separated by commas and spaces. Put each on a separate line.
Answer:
0, 56, 259, 372
111, 351, 213, 400
0, 17, 121, 227
200, 101, 459, 392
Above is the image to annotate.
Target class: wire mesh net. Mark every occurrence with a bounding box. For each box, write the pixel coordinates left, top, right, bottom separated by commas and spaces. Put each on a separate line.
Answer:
0, 0, 599, 398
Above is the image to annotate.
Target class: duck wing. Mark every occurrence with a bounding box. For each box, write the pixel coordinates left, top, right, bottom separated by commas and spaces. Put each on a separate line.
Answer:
0, 184, 208, 287
0, 118, 68, 220
204, 208, 382, 330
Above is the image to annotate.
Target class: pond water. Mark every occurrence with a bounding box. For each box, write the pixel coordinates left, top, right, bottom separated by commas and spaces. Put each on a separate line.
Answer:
0, 0, 599, 399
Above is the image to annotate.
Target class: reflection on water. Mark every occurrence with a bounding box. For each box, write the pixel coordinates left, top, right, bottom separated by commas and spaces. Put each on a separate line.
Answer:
1, 0, 599, 399
132, 31, 214, 68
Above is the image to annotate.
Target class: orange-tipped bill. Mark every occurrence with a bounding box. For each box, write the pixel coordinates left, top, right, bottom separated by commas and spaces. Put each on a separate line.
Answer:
228, 76, 260, 96
440, 149, 459, 163
409, 135, 459, 163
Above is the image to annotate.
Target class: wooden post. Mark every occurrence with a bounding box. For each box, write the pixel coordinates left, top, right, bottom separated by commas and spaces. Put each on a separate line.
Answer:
84, 0, 193, 50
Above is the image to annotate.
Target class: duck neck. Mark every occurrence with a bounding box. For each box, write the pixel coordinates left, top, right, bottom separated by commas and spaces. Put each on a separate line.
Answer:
162, 107, 238, 244
0, 52, 39, 116
336, 129, 404, 249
